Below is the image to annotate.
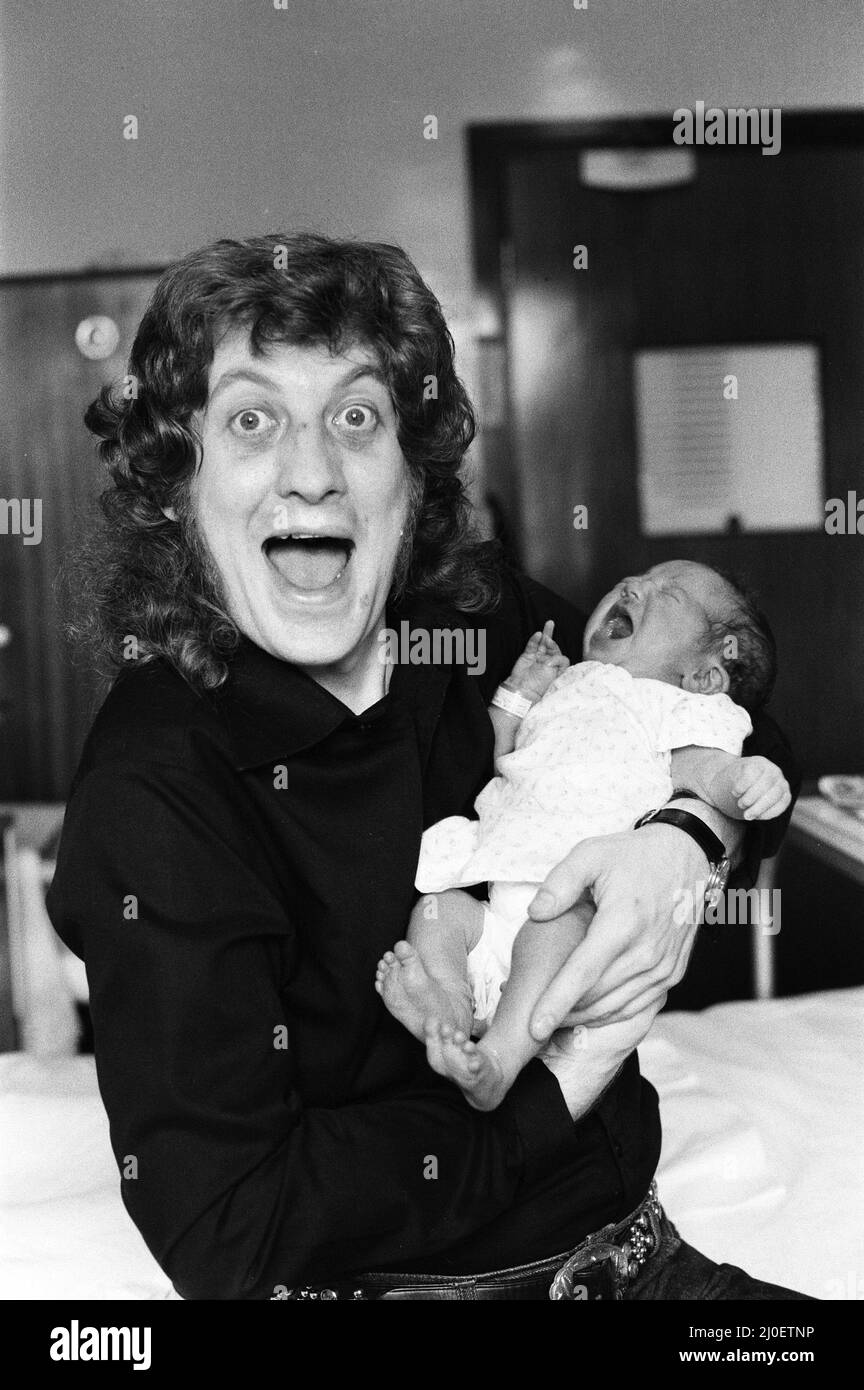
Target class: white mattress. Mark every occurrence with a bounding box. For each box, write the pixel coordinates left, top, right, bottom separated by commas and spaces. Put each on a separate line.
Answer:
1, 987, 862, 1300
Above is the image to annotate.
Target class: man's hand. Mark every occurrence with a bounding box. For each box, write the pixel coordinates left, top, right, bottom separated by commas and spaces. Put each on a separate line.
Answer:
526, 825, 711, 1040
539, 996, 666, 1121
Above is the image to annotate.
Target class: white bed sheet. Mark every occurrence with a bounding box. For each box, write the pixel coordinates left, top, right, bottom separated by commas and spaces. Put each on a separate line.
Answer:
1, 987, 861, 1300
640, 986, 864, 1300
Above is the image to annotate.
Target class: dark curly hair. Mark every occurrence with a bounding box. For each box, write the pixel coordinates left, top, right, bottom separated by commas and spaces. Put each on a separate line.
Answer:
71, 233, 501, 691
701, 568, 777, 713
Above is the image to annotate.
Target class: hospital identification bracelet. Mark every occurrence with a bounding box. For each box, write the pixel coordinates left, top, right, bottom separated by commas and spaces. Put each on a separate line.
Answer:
491, 685, 535, 719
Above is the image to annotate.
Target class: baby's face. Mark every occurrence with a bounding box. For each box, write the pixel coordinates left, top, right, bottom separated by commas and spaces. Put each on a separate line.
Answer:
583, 561, 733, 687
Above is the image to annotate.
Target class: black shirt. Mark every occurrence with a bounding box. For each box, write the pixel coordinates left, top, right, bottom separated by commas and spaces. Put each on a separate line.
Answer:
47, 570, 797, 1299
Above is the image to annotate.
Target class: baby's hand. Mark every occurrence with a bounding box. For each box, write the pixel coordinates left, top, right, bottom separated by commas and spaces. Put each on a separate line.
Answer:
733, 756, 791, 821
506, 620, 570, 703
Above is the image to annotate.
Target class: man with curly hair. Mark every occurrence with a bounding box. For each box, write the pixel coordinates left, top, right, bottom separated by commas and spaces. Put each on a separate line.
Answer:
47, 234, 805, 1300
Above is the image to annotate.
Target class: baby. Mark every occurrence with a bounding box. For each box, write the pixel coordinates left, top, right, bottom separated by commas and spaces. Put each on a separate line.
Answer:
375, 560, 790, 1111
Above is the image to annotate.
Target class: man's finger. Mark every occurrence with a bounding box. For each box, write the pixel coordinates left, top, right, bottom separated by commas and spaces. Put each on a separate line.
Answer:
527, 841, 599, 920
567, 977, 669, 1026
554, 952, 654, 1014
563, 923, 691, 1016
528, 922, 625, 1040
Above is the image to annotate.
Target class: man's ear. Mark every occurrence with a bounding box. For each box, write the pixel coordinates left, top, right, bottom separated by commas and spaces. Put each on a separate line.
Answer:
682, 658, 730, 696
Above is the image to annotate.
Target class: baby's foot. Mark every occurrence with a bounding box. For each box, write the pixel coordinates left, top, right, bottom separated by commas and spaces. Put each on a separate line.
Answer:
375, 941, 470, 1042
424, 1021, 511, 1112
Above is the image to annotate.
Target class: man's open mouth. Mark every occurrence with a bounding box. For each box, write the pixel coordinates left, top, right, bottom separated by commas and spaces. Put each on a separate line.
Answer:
602, 601, 634, 639
263, 534, 355, 592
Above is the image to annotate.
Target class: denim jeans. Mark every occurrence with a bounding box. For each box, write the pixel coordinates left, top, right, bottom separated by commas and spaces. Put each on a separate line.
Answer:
625, 1211, 815, 1300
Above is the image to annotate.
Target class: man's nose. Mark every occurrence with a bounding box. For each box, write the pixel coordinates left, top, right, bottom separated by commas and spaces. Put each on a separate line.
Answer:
274, 422, 345, 501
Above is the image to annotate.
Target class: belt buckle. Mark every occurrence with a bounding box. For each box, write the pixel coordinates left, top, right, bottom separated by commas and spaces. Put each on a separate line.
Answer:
548, 1240, 629, 1301
549, 1186, 663, 1301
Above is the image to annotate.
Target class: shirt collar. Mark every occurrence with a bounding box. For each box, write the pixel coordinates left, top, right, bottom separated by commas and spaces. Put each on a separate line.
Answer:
213, 636, 349, 768
214, 596, 466, 770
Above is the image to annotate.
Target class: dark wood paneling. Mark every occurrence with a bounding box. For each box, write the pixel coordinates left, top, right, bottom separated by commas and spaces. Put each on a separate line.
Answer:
0, 275, 159, 799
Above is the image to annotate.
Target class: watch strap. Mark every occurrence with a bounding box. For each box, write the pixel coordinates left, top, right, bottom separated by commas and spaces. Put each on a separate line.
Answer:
633, 806, 727, 868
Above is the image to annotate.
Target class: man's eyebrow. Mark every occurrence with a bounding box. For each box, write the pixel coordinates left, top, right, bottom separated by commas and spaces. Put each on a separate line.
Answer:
207, 362, 388, 401
209, 368, 283, 400
337, 363, 388, 389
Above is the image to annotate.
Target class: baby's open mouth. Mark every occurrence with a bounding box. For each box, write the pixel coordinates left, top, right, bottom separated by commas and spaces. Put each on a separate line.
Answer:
603, 601, 634, 639
264, 534, 355, 591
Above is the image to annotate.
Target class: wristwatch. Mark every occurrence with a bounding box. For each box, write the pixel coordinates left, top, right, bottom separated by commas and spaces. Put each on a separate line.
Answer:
633, 806, 731, 914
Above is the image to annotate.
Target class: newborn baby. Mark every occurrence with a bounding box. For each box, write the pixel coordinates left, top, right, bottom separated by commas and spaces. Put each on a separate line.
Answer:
376, 561, 790, 1110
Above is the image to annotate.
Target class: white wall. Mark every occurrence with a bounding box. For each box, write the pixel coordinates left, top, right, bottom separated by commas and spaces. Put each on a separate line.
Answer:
2, 0, 862, 318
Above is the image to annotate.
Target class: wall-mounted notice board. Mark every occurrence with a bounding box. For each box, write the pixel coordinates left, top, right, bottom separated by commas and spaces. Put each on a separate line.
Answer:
633, 344, 825, 535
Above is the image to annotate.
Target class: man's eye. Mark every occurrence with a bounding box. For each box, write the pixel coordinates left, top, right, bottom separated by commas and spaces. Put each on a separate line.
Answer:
230, 408, 276, 438
332, 404, 379, 434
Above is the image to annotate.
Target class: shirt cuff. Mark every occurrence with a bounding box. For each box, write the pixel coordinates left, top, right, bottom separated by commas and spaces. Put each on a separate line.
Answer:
503, 1058, 578, 1184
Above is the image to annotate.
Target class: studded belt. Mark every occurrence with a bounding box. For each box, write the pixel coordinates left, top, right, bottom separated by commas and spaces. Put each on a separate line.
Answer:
277, 1182, 663, 1301
549, 1181, 663, 1299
